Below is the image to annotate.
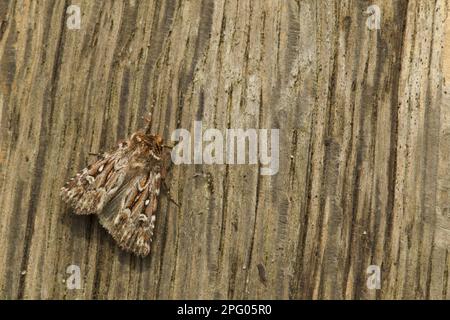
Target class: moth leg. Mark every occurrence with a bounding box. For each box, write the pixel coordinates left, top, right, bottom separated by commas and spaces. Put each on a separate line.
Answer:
159, 149, 179, 206
160, 148, 173, 179
162, 181, 180, 207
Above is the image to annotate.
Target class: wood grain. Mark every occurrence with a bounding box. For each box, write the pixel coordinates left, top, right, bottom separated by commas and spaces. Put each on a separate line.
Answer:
0, 0, 449, 299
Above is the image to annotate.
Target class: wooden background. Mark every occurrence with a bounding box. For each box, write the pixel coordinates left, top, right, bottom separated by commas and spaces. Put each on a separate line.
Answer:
0, 0, 449, 299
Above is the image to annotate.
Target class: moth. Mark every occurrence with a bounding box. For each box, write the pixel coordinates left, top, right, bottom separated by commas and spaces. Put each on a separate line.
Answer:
61, 114, 173, 257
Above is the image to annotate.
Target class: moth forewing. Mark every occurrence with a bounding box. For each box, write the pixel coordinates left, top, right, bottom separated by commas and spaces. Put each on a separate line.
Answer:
61, 129, 166, 257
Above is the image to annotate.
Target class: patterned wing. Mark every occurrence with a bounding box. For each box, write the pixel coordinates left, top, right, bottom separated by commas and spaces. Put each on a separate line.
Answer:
97, 166, 162, 256
61, 142, 130, 215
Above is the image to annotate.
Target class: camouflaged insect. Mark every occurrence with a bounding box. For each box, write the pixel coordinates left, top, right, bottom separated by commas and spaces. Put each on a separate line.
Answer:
61, 114, 170, 257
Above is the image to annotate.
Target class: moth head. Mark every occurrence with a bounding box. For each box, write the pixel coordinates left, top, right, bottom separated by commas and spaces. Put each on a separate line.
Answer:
131, 132, 162, 144
148, 134, 164, 157
130, 131, 164, 161
153, 134, 163, 146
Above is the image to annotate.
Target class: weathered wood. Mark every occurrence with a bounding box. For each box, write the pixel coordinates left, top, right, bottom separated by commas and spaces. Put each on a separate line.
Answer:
0, 0, 449, 299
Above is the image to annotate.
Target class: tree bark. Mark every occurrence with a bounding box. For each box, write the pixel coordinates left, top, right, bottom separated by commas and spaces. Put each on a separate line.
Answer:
0, 0, 449, 299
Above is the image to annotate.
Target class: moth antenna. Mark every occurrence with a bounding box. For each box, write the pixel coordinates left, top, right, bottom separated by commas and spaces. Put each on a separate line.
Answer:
162, 144, 173, 149
143, 112, 152, 134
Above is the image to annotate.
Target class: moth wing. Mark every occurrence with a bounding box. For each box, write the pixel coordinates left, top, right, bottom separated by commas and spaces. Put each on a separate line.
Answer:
61, 145, 130, 215
98, 166, 162, 257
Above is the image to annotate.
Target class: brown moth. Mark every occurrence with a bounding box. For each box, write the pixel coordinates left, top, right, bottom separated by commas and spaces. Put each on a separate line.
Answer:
61, 114, 172, 257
